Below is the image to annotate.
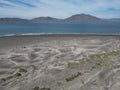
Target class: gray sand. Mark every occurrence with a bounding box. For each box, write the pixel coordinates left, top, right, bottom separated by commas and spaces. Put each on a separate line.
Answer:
0, 34, 120, 90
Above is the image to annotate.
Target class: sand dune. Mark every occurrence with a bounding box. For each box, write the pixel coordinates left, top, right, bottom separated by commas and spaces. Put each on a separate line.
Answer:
0, 35, 120, 90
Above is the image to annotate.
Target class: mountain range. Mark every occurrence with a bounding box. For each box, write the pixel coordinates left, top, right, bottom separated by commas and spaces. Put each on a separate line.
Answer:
0, 18, 29, 22
0, 14, 119, 22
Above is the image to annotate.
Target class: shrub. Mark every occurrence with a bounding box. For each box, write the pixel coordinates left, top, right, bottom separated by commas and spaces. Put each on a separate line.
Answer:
30, 65, 37, 70
19, 68, 27, 73
67, 61, 79, 68
80, 79, 84, 84
6, 75, 14, 80
14, 72, 22, 77
40, 88, 51, 90
33, 86, 39, 90
1, 78, 6, 81
33, 86, 51, 90
65, 72, 82, 82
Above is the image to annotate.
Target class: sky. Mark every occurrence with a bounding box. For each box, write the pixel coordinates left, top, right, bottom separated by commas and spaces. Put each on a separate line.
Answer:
0, 0, 120, 19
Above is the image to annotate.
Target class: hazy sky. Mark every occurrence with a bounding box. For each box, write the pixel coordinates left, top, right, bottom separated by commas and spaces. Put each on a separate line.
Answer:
0, 0, 120, 19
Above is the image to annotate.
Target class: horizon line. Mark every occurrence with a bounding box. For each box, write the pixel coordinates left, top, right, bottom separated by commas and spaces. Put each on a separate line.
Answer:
0, 13, 120, 20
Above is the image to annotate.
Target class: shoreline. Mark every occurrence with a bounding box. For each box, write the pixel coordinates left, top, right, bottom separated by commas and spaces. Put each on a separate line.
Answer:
1, 33, 120, 38
0, 34, 120, 52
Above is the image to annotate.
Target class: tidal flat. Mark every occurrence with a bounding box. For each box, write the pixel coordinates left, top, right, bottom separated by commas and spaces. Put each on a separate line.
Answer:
0, 34, 120, 90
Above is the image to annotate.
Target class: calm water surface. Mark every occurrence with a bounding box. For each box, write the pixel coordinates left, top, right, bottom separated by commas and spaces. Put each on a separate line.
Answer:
0, 21, 120, 35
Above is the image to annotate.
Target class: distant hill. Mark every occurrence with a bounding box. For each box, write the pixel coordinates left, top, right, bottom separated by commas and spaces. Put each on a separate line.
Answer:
0, 18, 29, 22
31, 16, 62, 22
64, 14, 102, 22
0, 14, 119, 22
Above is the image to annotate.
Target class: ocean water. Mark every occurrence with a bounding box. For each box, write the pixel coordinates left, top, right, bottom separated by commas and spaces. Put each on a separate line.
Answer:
0, 21, 120, 36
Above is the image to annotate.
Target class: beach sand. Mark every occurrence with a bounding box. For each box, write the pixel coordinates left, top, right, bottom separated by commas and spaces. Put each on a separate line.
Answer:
0, 34, 120, 90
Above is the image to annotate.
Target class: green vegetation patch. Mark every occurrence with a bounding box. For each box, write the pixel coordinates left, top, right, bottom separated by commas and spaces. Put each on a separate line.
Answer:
30, 65, 37, 70
80, 79, 85, 84
57, 81, 63, 86
14, 72, 22, 77
32, 86, 51, 90
40, 88, 51, 90
33, 86, 39, 90
18, 68, 27, 73
1, 67, 27, 82
65, 72, 82, 82
1, 72, 22, 81
2, 75, 14, 81
67, 61, 80, 68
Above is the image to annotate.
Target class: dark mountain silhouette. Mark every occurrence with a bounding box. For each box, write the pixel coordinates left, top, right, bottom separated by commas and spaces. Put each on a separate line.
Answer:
0, 14, 119, 22
31, 16, 62, 22
64, 14, 101, 22
0, 18, 29, 22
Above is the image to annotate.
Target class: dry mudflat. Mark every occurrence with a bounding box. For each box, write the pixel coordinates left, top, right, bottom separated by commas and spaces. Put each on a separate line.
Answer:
0, 35, 120, 90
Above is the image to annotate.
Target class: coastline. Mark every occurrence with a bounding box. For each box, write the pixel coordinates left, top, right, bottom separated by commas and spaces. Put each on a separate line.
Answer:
0, 33, 120, 52
1, 33, 120, 37
0, 33, 120, 46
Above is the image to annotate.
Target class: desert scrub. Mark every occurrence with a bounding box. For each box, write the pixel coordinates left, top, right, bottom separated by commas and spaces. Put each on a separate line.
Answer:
84, 70, 90, 73
57, 81, 63, 86
31, 65, 37, 69
32, 86, 51, 90
67, 61, 79, 68
1, 78, 6, 82
2, 75, 14, 81
33, 86, 39, 90
40, 87, 51, 90
1, 72, 21, 81
18, 68, 27, 73
30, 65, 37, 72
90, 65, 97, 71
89, 50, 120, 71
79, 59, 86, 65
88, 50, 119, 65
14, 72, 22, 77
65, 72, 82, 82
80, 79, 84, 84
104, 50, 119, 57
2, 71, 22, 81
97, 59, 107, 66
89, 54, 101, 60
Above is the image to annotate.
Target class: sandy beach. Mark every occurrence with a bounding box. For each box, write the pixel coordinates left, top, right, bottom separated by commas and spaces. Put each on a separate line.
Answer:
0, 34, 120, 90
